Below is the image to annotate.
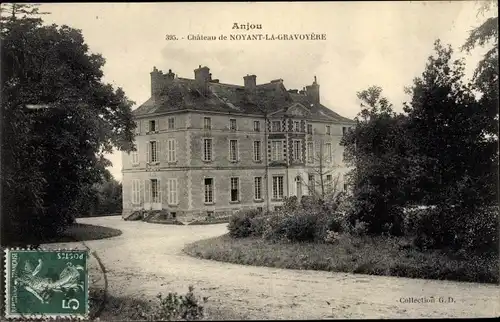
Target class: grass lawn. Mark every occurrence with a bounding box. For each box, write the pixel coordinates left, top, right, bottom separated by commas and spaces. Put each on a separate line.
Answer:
183, 234, 499, 284
43, 223, 123, 243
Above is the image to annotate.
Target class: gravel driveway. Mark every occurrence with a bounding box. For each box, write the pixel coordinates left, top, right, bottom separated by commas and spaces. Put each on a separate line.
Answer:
44, 216, 499, 320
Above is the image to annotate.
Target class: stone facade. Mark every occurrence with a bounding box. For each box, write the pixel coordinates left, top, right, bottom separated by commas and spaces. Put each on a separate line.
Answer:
122, 66, 354, 221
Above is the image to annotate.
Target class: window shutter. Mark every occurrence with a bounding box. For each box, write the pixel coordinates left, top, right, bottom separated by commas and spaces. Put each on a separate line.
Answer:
131, 181, 136, 204
156, 141, 160, 162
173, 179, 177, 204
144, 179, 150, 204
166, 179, 171, 204
173, 139, 177, 162
140, 180, 145, 205
145, 120, 150, 133
146, 142, 151, 163
160, 118, 167, 131
158, 179, 162, 204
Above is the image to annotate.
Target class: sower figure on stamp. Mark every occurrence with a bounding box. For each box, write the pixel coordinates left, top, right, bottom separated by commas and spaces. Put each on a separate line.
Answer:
15, 258, 85, 304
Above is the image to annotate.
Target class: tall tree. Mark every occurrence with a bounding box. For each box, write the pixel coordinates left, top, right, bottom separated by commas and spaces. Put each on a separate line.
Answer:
1, 5, 136, 245
461, 1, 498, 204
342, 86, 409, 235
404, 40, 496, 208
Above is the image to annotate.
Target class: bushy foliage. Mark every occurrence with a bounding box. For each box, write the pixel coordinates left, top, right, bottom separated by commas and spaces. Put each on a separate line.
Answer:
407, 206, 499, 255
139, 286, 206, 321
256, 195, 351, 243
342, 35, 498, 242
0, 6, 135, 246
228, 209, 263, 238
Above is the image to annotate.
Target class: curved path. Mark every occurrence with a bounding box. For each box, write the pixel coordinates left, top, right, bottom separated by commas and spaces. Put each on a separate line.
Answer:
45, 216, 499, 320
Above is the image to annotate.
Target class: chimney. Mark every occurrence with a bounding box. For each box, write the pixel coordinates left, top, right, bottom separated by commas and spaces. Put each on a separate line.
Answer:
166, 69, 175, 80
243, 74, 256, 92
305, 76, 320, 104
194, 65, 211, 82
288, 89, 298, 94
150, 66, 162, 98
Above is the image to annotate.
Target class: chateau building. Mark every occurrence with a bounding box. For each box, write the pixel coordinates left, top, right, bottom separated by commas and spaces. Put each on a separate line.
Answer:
121, 65, 354, 221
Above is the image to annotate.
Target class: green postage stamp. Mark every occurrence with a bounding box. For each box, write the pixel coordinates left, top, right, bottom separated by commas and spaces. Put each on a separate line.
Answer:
4, 248, 89, 319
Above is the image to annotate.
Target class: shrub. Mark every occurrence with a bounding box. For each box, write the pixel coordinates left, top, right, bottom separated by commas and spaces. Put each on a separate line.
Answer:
262, 211, 289, 241
406, 205, 499, 255
249, 215, 267, 237
350, 220, 369, 236
460, 206, 498, 255
228, 209, 262, 238
282, 210, 319, 242
345, 186, 405, 237
140, 286, 206, 321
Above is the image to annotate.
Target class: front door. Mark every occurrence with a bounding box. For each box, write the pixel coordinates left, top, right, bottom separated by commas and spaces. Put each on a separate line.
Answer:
295, 177, 302, 200
145, 178, 162, 210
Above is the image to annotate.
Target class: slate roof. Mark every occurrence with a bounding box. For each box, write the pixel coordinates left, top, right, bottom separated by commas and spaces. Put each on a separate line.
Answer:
133, 75, 354, 124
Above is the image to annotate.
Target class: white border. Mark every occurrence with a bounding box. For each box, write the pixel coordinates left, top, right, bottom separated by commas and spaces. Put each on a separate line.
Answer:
4, 247, 90, 320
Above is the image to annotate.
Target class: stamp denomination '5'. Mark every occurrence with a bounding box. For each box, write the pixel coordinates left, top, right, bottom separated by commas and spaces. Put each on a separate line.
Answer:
4, 248, 89, 319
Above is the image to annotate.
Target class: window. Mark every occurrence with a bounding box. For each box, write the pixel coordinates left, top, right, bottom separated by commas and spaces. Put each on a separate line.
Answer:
203, 138, 212, 161
253, 141, 261, 162
326, 125, 331, 135
307, 142, 314, 163
171, 212, 176, 219
149, 120, 156, 132
342, 126, 347, 135
168, 117, 175, 129
207, 211, 214, 217
257, 207, 263, 212
151, 179, 159, 203
253, 120, 260, 132
254, 177, 262, 200
167, 139, 176, 162
204, 178, 214, 203
308, 174, 315, 194
294, 121, 300, 132
344, 182, 348, 192
149, 141, 158, 163
325, 143, 332, 162
229, 118, 237, 131
204, 117, 211, 130
293, 140, 301, 162
272, 176, 284, 200
131, 148, 139, 165
271, 140, 283, 161
326, 174, 332, 182
132, 179, 140, 204
166, 178, 178, 205
272, 120, 281, 132
307, 124, 313, 134
229, 140, 238, 162
230, 177, 239, 202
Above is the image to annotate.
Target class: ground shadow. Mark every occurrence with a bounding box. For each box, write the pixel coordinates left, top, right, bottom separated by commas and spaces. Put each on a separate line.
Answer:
43, 223, 123, 244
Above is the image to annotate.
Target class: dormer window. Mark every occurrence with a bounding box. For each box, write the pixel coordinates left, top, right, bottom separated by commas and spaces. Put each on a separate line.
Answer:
326, 125, 331, 135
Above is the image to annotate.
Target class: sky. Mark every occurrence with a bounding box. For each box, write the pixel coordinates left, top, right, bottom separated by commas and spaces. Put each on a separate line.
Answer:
37, 1, 494, 182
